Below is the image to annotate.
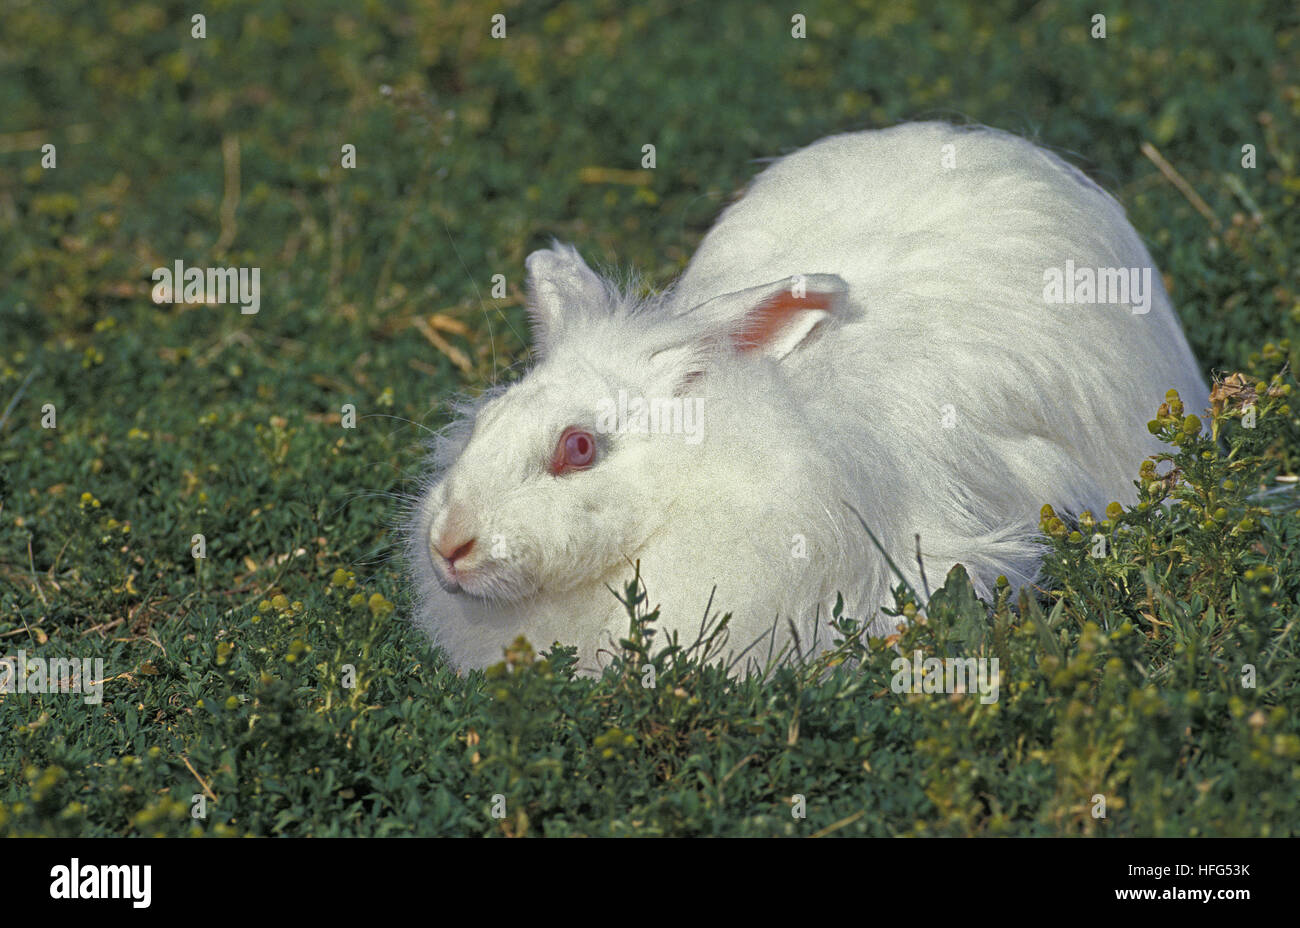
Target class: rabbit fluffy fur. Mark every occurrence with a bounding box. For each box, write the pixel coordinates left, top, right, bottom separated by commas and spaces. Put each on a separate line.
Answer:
407, 121, 1208, 676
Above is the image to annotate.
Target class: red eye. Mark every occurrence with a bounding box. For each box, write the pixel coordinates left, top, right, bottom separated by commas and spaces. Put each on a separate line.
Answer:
550, 426, 596, 476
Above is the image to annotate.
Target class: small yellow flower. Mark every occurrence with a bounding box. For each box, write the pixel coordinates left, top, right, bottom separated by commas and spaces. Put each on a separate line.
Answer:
368, 592, 394, 619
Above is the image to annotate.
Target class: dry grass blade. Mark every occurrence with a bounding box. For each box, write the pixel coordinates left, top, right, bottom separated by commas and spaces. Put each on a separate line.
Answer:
1139, 141, 1221, 230
412, 315, 475, 376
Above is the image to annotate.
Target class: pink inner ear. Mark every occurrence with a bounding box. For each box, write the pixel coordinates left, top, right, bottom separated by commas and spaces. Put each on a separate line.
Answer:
731, 291, 833, 353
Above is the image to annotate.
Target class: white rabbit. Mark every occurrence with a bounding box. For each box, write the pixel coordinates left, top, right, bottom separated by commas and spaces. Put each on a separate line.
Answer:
407, 121, 1209, 676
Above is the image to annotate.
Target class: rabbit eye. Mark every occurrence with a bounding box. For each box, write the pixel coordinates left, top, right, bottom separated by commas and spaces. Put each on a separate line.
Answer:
550, 426, 596, 476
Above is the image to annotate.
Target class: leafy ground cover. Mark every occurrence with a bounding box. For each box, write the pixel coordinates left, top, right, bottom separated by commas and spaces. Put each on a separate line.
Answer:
1, 0, 1297, 835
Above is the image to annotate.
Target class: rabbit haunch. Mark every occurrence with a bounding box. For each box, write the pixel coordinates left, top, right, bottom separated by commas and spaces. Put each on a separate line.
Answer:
407, 121, 1208, 676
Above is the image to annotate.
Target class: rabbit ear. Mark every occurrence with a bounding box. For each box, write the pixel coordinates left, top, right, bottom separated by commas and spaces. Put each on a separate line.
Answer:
684, 273, 849, 361
525, 244, 606, 355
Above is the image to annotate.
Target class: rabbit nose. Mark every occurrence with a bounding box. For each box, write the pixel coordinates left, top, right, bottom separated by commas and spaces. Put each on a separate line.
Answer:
436, 535, 477, 566
433, 502, 477, 567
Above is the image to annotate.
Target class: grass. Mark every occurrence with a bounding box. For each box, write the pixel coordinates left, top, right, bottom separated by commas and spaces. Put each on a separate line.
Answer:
0, 0, 1298, 836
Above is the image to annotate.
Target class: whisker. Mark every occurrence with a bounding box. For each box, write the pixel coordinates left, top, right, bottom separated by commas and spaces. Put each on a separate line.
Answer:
441, 218, 528, 386
360, 412, 439, 437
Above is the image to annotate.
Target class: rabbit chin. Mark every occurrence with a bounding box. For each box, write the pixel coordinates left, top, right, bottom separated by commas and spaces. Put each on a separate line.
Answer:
433, 561, 539, 603
417, 579, 631, 675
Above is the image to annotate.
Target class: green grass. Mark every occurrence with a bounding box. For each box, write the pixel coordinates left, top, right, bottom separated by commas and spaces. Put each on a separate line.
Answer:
1, 0, 1297, 836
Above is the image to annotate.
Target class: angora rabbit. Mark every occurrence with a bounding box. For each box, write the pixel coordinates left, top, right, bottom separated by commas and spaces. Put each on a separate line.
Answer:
407, 121, 1208, 675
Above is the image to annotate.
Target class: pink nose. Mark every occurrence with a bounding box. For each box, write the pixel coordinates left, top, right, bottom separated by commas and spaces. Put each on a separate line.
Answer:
435, 535, 476, 566
434, 502, 477, 567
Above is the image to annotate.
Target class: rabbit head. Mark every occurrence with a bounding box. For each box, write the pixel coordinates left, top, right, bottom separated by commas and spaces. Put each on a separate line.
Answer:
409, 242, 850, 659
